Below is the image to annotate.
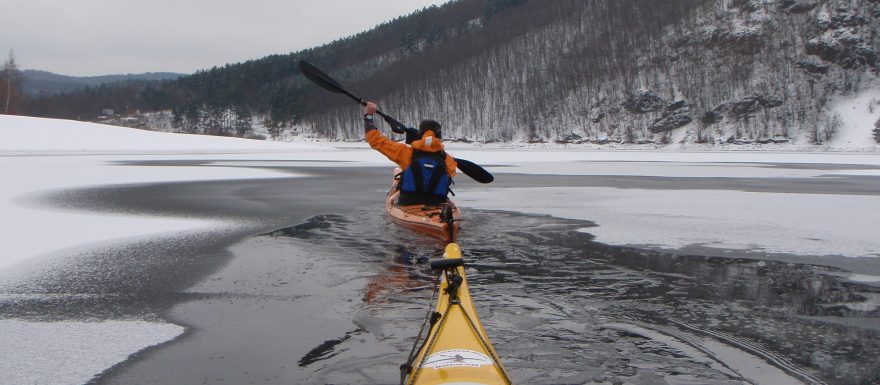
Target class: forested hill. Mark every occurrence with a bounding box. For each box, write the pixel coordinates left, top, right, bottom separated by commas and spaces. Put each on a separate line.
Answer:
25, 0, 880, 145
21, 70, 184, 96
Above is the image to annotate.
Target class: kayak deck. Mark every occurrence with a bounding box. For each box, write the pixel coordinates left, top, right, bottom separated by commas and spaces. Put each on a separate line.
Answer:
385, 169, 461, 242
403, 243, 511, 385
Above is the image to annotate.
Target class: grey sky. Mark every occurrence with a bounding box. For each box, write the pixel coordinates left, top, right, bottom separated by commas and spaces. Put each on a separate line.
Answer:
1, 0, 449, 76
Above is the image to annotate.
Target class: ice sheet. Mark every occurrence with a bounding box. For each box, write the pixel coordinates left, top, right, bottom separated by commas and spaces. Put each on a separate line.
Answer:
0, 319, 184, 385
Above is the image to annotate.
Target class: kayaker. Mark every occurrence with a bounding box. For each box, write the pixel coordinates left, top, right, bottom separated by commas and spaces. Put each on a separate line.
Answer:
364, 101, 458, 205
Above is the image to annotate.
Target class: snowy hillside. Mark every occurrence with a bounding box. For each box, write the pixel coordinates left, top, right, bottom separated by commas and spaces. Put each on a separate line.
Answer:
21, 1, 880, 149
301, 0, 880, 147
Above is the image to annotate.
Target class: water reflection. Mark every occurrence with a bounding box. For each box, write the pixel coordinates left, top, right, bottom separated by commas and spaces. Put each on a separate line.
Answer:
269, 209, 879, 385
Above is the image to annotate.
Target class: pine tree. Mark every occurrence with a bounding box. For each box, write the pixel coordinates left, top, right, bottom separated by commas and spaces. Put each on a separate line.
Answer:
234, 106, 252, 137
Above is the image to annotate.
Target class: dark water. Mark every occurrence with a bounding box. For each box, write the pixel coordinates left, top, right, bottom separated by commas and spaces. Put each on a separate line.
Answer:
265, 207, 880, 385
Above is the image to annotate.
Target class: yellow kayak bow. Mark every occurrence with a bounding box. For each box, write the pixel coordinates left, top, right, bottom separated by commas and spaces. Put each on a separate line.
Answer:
401, 243, 512, 385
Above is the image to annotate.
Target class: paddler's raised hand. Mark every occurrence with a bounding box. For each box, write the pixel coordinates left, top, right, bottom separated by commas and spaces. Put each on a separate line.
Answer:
364, 101, 379, 133
364, 101, 377, 115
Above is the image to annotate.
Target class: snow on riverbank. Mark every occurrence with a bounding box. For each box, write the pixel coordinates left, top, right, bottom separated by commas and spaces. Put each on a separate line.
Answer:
0, 115, 326, 154
0, 320, 184, 385
457, 186, 880, 259
0, 115, 329, 272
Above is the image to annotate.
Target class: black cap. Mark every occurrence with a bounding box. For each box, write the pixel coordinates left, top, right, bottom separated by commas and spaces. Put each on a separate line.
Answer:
418, 120, 442, 139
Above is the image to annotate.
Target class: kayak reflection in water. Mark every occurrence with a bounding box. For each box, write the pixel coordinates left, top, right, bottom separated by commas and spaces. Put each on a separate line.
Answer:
363, 101, 458, 206
362, 246, 430, 305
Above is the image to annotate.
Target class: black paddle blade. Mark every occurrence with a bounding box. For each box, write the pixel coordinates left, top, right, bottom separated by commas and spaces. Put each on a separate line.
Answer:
299, 61, 359, 101
381, 112, 408, 134
454, 157, 494, 184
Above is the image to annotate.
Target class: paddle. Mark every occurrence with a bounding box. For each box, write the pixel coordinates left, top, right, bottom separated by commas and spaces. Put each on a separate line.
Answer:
299, 60, 407, 134
298, 60, 494, 184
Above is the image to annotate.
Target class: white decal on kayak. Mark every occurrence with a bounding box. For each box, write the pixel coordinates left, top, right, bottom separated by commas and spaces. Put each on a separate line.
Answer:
422, 349, 493, 369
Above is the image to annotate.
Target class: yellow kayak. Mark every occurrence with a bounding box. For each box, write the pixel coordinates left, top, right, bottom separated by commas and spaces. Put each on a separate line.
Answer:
402, 243, 512, 385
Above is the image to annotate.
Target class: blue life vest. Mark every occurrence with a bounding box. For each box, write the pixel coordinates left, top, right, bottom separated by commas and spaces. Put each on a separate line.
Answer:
401, 151, 451, 198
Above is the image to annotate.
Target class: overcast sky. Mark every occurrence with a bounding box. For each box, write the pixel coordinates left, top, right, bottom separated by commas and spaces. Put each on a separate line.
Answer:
1, 0, 450, 77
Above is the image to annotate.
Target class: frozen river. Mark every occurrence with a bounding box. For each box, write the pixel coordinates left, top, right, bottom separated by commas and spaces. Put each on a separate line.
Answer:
2, 156, 879, 385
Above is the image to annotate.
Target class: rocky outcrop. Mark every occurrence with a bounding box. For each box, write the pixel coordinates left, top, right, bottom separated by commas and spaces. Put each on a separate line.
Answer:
731, 0, 760, 12
701, 110, 724, 125
703, 94, 784, 126
704, 27, 765, 55
819, 9, 870, 29
778, 0, 818, 14
619, 92, 696, 133
757, 95, 783, 108
733, 98, 761, 116
622, 90, 666, 113
796, 57, 831, 74
555, 132, 584, 144
806, 6, 879, 69
651, 112, 693, 133
806, 35, 878, 69
650, 100, 693, 133
698, 1, 769, 55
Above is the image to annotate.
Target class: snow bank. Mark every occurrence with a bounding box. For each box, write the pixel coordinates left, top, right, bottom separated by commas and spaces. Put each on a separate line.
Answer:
0, 319, 184, 385
0, 115, 324, 154
0, 154, 298, 272
457, 186, 880, 258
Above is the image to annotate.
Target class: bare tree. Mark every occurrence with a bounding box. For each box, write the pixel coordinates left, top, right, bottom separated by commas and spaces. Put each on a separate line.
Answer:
2, 49, 24, 115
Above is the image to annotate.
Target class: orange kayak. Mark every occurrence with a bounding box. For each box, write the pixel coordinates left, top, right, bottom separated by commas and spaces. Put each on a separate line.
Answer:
385, 168, 461, 242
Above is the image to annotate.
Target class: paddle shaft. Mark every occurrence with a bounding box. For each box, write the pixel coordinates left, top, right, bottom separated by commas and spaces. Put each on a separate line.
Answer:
334, 87, 405, 132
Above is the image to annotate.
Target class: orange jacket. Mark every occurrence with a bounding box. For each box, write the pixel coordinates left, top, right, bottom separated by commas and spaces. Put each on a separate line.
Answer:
366, 129, 457, 177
